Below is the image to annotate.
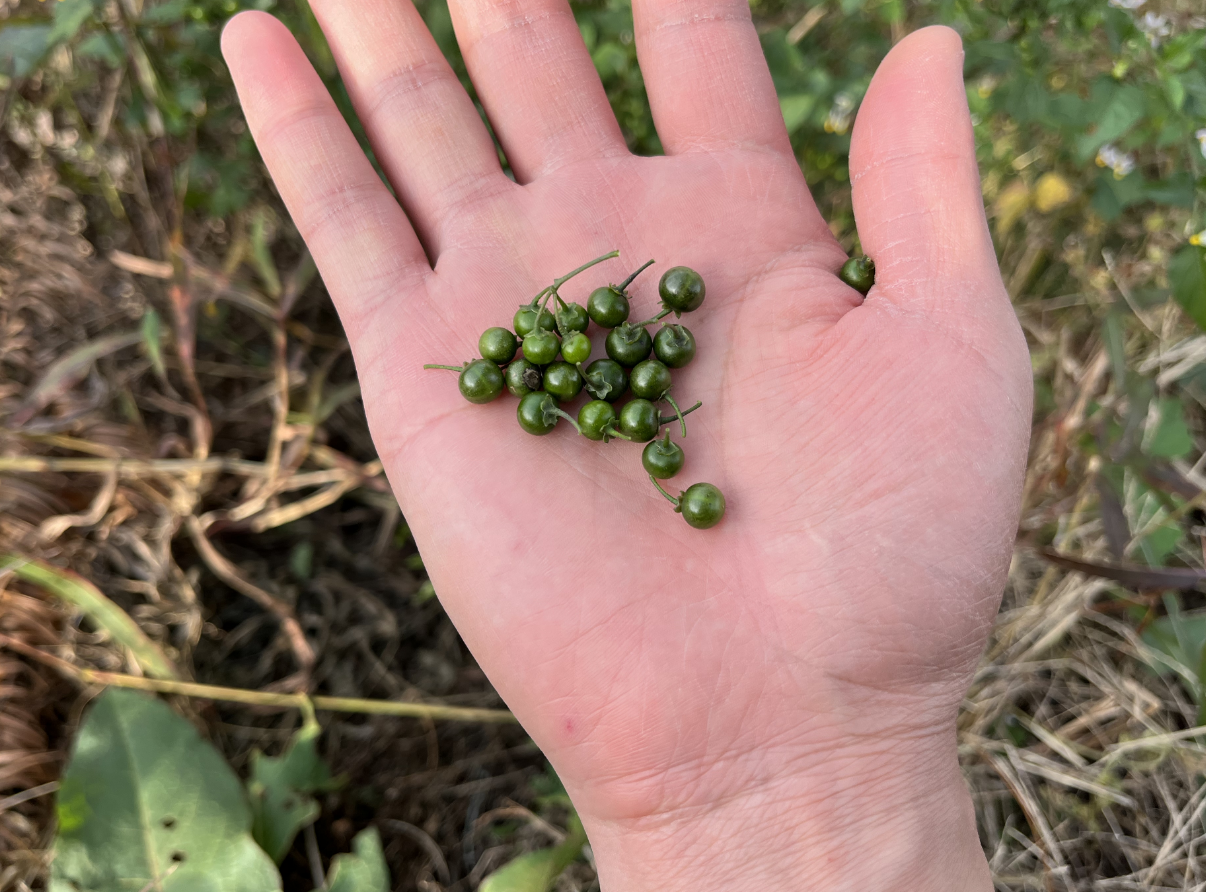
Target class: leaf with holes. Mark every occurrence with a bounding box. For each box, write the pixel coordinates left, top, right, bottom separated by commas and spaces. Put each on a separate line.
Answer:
50, 689, 281, 892
248, 715, 340, 863
326, 829, 390, 892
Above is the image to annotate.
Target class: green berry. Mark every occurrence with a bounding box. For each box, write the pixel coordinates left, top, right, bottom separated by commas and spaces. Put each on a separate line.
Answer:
587, 286, 630, 328
514, 306, 557, 337
578, 400, 618, 441
478, 327, 518, 365
458, 359, 504, 404
677, 483, 726, 529
543, 361, 583, 402
605, 324, 653, 367
839, 256, 875, 295
659, 267, 705, 313
583, 359, 628, 402
619, 399, 660, 442
556, 302, 589, 336
561, 332, 592, 365
642, 437, 684, 479
517, 391, 559, 435
523, 331, 560, 365
629, 359, 672, 400
653, 324, 696, 369
505, 358, 543, 397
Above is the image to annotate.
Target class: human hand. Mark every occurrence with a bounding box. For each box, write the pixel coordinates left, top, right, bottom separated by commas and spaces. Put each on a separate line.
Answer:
222, 4, 1031, 889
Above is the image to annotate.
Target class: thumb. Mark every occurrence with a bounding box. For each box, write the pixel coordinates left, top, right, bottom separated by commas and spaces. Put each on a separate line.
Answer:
849, 26, 1003, 323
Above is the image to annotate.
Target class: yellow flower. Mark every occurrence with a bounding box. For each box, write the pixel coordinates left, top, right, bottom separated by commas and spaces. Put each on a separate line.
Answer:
1191, 230, 1205, 246
1033, 173, 1073, 213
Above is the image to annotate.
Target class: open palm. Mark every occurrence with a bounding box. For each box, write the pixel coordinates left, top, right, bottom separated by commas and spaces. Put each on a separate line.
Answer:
224, 4, 1031, 888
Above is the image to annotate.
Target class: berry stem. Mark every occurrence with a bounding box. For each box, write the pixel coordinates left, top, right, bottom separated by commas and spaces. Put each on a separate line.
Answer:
551, 407, 584, 436
553, 250, 621, 290
634, 307, 673, 327
659, 400, 702, 427
618, 258, 656, 293
603, 424, 633, 442
649, 475, 681, 507
664, 393, 688, 438
423, 364, 464, 372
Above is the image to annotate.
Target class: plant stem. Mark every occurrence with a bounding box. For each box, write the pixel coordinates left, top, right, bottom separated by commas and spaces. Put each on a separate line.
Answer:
551, 407, 583, 435
553, 250, 620, 290
603, 425, 633, 442
0, 632, 518, 723
618, 258, 655, 293
423, 364, 464, 372
664, 393, 687, 438
659, 400, 701, 427
634, 307, 673, 327
650, 475, 680, 507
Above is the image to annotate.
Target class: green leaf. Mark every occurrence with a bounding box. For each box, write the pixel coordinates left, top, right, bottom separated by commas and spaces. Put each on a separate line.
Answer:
48, 0, 100, 45
479, 814, 587, 892
779, 94, 816, 135
0, 555, 179, 680
0, 23, 53, 78
1075, 84, 1145, 161
142, 308, 166, 380
1171, 245, 1206, 331
51, 689, 281, 892
1145, 397, 1194, 458
326, 829, 390, 892
248, 716, 337, 863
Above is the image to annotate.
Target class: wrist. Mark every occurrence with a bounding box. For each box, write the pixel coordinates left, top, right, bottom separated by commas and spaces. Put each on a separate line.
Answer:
578, 727, 989, 892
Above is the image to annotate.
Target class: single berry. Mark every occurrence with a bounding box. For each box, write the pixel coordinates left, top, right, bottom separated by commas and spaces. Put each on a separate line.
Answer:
619, 399, 660, 442
556, 302, 590, 336
629, 359, 673, 400
458, 359, 505, 404
653, 324, 696, 369
642, 437, 685, 479
659, 266, 706, 313
561, 332, 592, 365
514, 306, 557, 337
505, 358, 543, 397
517, 391, 559, 435
587, 286, 630, 328
478, 327, 518, 365
839, 256, 875, 295
678, 482, 726, 529
523, 331, 561, 365
605, 324, 653, 367
583, 359, 628, 402
578, 400, 618, 441
543, 361, 583, 402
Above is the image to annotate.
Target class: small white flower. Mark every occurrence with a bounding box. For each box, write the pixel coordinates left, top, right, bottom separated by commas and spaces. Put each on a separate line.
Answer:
1139, 11, 1172, 46
1096, 144, 1136, 178
1196, 128, 1206, 159
823, 94, 855, 135
1108, 0, 1145, 8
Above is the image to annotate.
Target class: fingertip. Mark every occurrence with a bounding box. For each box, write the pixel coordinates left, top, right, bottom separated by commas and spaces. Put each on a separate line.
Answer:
221, 10, 290, 65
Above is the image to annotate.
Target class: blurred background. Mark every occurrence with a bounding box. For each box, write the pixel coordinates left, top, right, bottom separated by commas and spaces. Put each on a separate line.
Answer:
1, 0, 1205, 890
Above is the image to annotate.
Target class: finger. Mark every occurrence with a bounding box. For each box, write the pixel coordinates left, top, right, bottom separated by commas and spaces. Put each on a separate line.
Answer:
448, 0, 627, 182
222, 12, 429, 341
849, 27, 1002, 321
631, 0, 791, 156
308, 1, 510, 256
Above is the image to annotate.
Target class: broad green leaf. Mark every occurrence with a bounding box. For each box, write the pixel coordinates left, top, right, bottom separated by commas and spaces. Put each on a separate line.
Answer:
779, 94, 816, 135
1145, 397, 1194, 458
51, 689, 281, 892
0, 23, 53, 78
326, 829, 390, 892
0, 555, 179, 680
479, 814, 587, 892
48, 0, 99, 45
1075, 83, 1145, 161
1171, 245, 1206, 331
248, 716, 337, 863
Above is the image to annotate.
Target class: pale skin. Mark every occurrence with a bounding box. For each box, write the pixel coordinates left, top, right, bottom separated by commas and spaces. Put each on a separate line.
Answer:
222, 3, 1032, 889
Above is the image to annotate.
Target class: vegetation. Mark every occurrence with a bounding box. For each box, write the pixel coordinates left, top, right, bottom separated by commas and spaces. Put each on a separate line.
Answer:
1, 0, 1206, 889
